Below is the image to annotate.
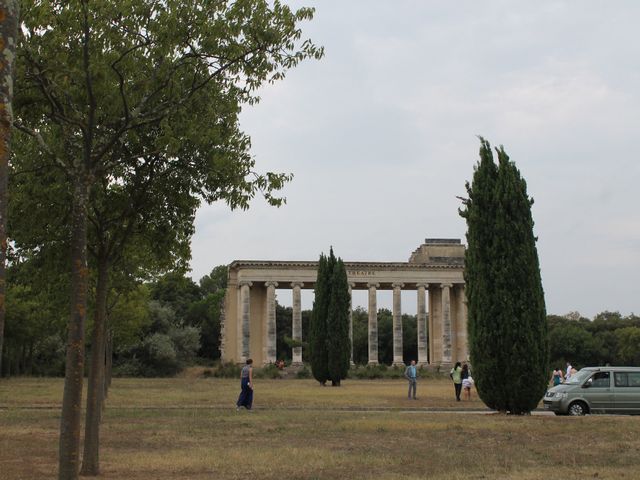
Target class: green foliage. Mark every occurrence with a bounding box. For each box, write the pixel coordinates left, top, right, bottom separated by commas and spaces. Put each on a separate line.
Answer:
351, 307, 418, 365
309, 248, 351, 385
109, 285, 152, 349
326, 257, 351, 384
460, 138, 548, 414
309, 252, 330, 383
253, 363, 281, 379
274, 304, 311, 362
2, 260, 68, 376
197, 291, 226, 359
211, 361, 242, 379
615, 327, 640, 365
296, 365, 312, 379
199, 266, 228, 295
10, 0, 322, 399
151, 273, 203, 320
348, 364, 436, 380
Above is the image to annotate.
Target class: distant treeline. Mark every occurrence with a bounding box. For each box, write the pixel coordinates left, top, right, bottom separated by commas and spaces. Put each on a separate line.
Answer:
2, 267, 638, 376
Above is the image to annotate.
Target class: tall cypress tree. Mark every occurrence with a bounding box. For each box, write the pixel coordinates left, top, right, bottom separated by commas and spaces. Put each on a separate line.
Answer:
310, 248, 350, 385
327, 257, 351, 386
310, 253, 330, 384
460, 138, 548, 414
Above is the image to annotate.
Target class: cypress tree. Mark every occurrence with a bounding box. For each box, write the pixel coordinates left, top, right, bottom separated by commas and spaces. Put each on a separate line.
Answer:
460, 138, 548, 414
309, 247, 351, 386
310, 253, 330, 384
327, 257, 351, 386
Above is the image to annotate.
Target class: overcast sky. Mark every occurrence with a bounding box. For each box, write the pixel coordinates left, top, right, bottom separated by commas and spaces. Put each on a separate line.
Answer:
190, 1, 640, 318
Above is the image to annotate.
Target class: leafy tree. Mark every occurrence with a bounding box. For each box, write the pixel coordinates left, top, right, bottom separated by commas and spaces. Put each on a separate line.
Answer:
199, 265, 229, 295
376, 308, 393, 365
185, 289, 226, 360
615, 327, 640, 365
14, 2, 322, 477
276, 303, 293, 361
351, 307, 368, 365
402, 313, 418, 363
2, 244, 69, 377
460, 138, 548, 414
326, 257, 350, 385
109, 285, 152, 350
151, 273, 203, 320
0, 0, 19, 377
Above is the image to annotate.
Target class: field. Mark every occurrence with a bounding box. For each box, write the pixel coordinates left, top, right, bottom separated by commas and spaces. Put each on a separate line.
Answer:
1, 374, 640, 479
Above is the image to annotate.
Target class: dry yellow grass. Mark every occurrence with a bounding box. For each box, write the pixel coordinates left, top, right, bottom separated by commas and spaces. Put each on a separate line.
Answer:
1, 377, 640, 479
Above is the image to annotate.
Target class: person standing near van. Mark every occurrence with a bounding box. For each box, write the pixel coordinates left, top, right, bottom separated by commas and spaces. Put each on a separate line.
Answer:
405, 360, 418, 399
236, 358, 254, 411
565, 362, 573, 381
450, 362, 463, 401
551, 368, 564, 386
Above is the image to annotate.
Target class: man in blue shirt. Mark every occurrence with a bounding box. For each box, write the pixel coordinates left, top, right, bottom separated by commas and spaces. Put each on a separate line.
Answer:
405, 360, 418, 400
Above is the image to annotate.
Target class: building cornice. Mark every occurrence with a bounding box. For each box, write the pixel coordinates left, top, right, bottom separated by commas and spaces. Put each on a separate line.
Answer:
229, 259, 464, 270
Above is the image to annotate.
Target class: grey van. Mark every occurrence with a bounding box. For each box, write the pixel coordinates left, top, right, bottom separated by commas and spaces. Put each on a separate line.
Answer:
543, 366, 640, 416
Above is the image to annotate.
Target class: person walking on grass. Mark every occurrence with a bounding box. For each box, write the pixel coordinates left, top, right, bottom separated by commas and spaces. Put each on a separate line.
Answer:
461, 363, 474, 400
450, 361, 463, 401
236, 358, 254, 411
405, 360, 418, 400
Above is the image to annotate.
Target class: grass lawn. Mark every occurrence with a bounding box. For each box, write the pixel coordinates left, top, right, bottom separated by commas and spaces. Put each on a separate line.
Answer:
1, 375, 640, 479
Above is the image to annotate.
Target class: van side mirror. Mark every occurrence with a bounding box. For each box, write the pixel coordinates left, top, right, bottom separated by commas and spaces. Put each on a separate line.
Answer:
582, 379, 592, 389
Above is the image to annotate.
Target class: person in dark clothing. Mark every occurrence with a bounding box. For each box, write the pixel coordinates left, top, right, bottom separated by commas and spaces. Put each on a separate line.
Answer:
236, 358, 254, 410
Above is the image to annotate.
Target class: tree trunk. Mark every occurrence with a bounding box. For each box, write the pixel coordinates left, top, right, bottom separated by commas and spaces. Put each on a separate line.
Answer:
58, 176, 90, 480
28, 341, 34, 375
103, 329, 113, 400
0, 0, 19, 378
80, 255, 109, 476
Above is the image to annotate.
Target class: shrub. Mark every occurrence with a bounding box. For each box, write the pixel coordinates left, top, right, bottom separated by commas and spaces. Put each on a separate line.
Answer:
254, 363, 281, 379
212, 362, 242, 378
169, 326, 201, 363
296, 365, 311, 379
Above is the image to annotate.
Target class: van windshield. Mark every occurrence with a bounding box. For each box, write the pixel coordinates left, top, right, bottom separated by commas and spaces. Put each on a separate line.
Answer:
565, 369, 594, 385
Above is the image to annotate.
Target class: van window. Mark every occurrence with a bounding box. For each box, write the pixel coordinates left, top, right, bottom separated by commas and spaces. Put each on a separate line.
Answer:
615, 372, 640, 387
615, 373, 628, 387
590, 372, 610, 388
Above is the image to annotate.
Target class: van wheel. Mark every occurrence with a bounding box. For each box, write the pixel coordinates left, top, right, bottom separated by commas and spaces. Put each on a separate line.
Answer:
568, 401, 588, 416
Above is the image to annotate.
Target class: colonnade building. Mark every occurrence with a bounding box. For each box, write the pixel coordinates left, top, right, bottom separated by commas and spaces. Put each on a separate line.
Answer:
221, 239, 468, 367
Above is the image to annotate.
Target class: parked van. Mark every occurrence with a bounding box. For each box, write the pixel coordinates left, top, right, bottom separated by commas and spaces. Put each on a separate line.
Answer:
543, 366, 640, 415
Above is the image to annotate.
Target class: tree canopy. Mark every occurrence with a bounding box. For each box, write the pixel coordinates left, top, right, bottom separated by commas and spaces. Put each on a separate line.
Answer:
460, 138, 548, 414
13, 2, 323, 478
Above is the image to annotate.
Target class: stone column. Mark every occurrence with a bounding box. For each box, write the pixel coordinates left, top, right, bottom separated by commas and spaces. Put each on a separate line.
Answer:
392, 283, 404, 366
291, 282, 303, 365
441, 283, 453, 364
264, 281, 278, 365
367, 283, 380, 365
238, 281, 252, 361
416, 283, 428, 366
349, 282, 356, 366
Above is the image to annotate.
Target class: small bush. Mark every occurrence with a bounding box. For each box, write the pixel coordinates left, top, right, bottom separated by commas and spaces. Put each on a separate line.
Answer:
113, 357, 145, 377
350, 364, 387, 379
296, 365, 311, 379
212, 362, 242, 378
254, 363, 281, 379
348, 364, 439, 380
